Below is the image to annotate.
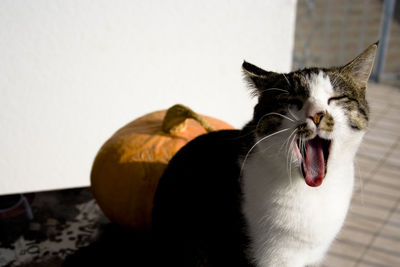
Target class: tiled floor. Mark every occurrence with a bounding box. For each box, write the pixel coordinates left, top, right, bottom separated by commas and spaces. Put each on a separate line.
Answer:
323, 83, 400, 267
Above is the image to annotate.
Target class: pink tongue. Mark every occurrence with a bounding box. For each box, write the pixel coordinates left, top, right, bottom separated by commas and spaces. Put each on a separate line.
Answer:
303, 137, 325, 187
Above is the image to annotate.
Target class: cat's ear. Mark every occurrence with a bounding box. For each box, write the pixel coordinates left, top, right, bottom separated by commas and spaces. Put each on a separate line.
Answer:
242, 61, 280, 96
340, 42, 378, 90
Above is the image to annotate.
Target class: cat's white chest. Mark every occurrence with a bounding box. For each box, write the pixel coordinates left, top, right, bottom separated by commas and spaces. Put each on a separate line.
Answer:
241, 154, 354, 267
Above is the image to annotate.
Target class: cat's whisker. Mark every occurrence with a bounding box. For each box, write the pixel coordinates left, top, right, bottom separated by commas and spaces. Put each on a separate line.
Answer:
282, 129, 298, 156
240, 128, 290, 174
283, 130, 293, 179
282, 130, 297, 183
258, 144, 274, 154
295, 137, 304, 181
282, 73, 291, 87
288, 140, 295, 186
286, 132, 298, 186
287, 107, 299, 121
279, 128, 298, 154
259, 88, 289, 94
286, 140, 292, 186
258, 112, 295, 125
354, 160, 365, 204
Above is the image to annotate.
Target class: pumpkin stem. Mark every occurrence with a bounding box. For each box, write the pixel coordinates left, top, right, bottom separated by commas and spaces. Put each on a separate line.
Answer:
162, 104, 215, 134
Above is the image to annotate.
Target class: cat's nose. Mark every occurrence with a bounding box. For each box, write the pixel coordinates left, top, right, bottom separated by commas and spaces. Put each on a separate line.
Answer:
308, 111, 325, 126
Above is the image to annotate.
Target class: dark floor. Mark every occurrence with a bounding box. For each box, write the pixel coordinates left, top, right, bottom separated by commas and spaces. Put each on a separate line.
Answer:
0, 188, 109, 266
0, 188, 154, 267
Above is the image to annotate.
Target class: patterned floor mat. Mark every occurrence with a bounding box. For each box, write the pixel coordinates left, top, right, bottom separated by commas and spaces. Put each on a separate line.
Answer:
0, 188, 108, 267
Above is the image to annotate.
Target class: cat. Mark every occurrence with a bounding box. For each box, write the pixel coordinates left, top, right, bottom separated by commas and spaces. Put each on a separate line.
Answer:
151, 42, 377, 267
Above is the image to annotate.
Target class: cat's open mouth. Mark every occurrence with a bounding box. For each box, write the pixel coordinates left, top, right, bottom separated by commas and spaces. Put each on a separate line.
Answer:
295, 136, 331, 187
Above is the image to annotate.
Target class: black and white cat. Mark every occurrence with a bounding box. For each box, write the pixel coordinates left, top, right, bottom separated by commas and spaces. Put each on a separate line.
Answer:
152, 43, 377, 267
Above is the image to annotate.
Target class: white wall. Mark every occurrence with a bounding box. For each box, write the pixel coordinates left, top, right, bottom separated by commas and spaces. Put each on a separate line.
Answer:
0, 0, 297, 195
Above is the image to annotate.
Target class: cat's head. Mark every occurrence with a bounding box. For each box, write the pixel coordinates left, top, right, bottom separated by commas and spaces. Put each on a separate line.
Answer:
242, 43, 377, 187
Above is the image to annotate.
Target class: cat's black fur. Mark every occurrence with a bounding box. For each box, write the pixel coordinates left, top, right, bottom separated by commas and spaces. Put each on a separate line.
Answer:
152, 129, 254, 266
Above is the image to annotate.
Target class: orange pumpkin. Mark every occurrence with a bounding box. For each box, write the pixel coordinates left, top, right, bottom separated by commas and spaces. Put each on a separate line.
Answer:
90, 104, 234, 230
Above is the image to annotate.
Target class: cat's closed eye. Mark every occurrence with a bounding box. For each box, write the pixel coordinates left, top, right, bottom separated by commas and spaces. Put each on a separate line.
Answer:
328, 95, 347, 105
